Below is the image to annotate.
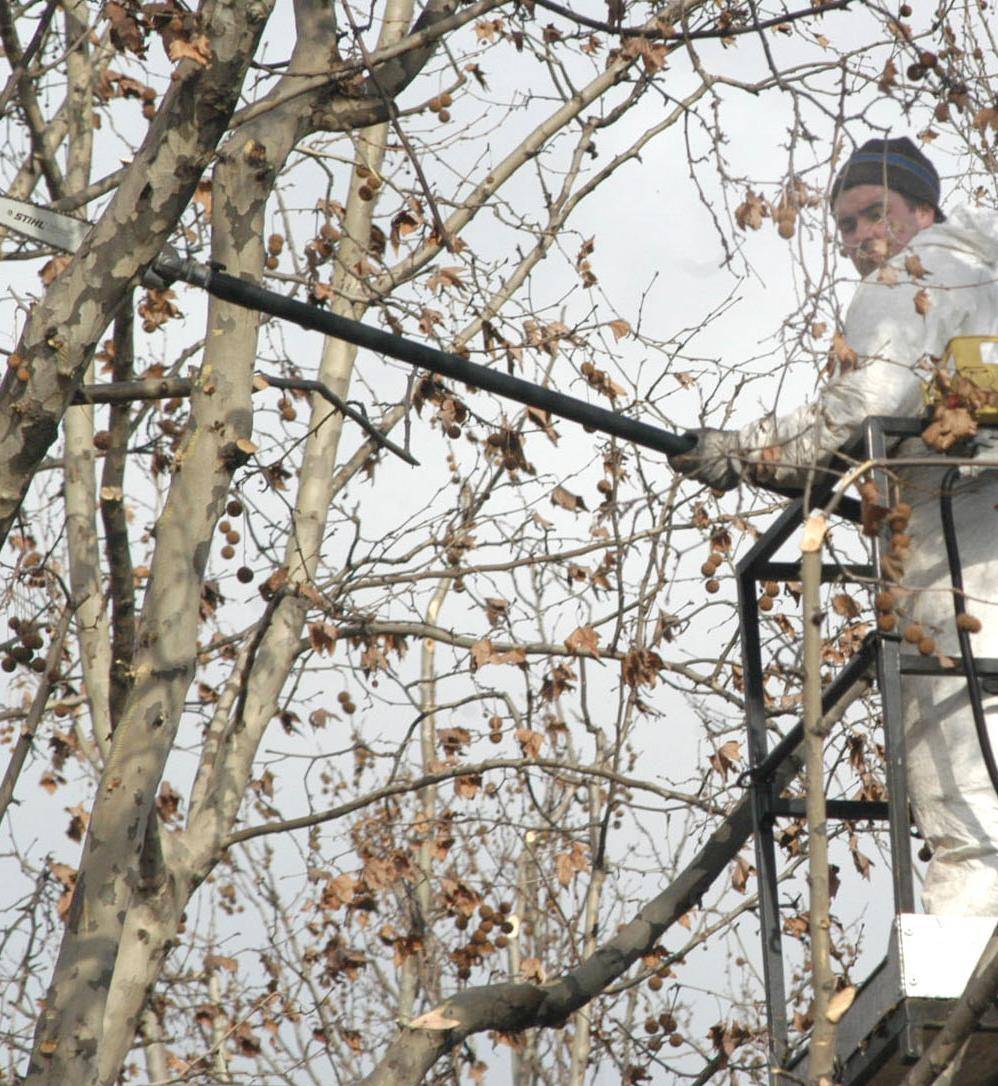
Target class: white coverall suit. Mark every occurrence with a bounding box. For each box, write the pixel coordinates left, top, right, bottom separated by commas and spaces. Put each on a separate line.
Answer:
717, 206, 998, 914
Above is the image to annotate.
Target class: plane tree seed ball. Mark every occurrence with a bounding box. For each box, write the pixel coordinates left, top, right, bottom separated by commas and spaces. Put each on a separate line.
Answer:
875, 590, 897, 612
957, 614, 982, 633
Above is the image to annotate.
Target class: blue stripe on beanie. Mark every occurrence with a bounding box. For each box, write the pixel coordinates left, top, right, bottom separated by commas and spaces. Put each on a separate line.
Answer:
845, 150, 937, 189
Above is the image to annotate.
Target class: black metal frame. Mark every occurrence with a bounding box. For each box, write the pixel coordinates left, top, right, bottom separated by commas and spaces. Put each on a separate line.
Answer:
738, 417, 998, 1080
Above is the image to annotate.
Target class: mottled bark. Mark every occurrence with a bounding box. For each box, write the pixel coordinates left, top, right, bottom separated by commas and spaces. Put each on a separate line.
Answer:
61, 0, 114, 759
36, 0, 457, 1074
0, 0, 276, 547
21, 2, 277, 1081
186, 0, 423, 861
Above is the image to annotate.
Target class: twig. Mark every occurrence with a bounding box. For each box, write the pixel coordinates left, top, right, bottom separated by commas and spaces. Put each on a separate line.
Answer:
0, 0, 60, 118
226, 0, 503, 130
689, 1051, 728, 1086
801, 511, 837, 1086
230, 586, 289, 735
0, 0, 66, 198
51, 165, 127, 211
254, 372, 419, 465
0, 603, 74, 824
71, 377, 193, 404
69, 372, 419, 466
225, 755, 722, 848
340, 0, 454, 251
530, 0, 852, 40
165, 992, 279, 1081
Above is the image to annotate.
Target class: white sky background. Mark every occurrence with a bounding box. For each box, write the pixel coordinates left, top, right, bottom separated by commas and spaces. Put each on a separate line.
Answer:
1, 0, 994, 1080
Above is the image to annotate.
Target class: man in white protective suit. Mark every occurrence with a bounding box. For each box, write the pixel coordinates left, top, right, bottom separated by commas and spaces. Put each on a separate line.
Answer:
670, 137, 998, 916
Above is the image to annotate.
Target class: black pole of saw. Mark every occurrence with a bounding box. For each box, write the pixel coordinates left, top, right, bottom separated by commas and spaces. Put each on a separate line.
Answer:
156, 253, 696, 460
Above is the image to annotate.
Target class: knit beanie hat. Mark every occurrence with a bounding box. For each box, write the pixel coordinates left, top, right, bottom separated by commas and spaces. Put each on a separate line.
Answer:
831, 137, 945, 222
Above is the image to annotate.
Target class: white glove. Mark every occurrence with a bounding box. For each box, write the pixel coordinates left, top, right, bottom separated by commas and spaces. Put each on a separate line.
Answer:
668, 428, 742, 491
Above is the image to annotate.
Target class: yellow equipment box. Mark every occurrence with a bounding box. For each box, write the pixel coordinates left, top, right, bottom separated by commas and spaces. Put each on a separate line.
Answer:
925, 336, 998, 423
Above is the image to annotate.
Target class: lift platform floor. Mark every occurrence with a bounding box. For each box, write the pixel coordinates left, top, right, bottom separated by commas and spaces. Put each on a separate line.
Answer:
786, 914, 998, 1086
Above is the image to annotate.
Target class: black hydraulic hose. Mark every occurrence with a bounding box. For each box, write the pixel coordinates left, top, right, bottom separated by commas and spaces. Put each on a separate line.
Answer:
939, 466, 998, 797
155, 252, 697, 460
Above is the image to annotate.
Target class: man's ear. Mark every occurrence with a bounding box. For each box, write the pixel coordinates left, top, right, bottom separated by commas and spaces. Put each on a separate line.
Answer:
915, 203, 936, 230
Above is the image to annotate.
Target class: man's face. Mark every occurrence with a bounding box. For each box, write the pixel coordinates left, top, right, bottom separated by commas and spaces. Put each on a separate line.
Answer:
833, 184, 936, 277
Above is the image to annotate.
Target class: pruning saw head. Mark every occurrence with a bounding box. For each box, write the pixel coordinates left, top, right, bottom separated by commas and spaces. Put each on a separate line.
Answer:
0, 196, 90, 254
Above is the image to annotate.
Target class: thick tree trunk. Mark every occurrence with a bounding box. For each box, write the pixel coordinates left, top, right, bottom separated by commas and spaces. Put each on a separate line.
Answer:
21, 5, 277, 1081
0, 0, 276, 548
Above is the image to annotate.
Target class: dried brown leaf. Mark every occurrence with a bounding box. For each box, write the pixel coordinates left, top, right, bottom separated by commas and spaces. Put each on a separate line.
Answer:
168, 33, 212, 66
551, 485, 586, 512
564, 625, 601, 657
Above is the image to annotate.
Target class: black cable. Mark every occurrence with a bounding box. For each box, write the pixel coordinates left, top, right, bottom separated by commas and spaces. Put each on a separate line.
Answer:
939, 465, 998, 796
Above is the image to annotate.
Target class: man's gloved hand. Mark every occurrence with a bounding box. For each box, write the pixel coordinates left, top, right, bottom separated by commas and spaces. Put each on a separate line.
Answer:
668, 428, 742, 491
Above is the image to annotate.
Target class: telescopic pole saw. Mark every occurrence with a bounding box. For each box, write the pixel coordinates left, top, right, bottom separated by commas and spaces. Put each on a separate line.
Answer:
0, 195, 696, 460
